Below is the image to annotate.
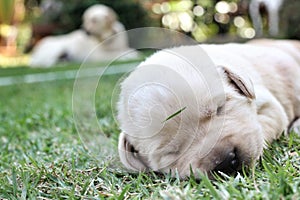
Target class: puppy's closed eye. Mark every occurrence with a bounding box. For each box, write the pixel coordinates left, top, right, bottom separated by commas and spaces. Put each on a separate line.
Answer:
166, 150, 180, 156
216, 104, 225, 116
118, 132, 149, 171
91, 17, 98, 24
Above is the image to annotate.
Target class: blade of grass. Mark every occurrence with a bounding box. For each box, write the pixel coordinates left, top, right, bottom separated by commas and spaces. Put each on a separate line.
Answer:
162, 106, 186, 123
12, 166, 17, 197
198, 171, 221, 200
118, 184, 131, 200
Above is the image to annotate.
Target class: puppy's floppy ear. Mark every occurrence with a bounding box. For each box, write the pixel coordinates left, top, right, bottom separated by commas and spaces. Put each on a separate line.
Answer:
118, 132, 148, 171
219, 66, 256, 99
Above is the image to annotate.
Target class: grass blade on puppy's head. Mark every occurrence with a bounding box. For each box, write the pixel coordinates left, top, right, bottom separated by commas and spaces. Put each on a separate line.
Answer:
162, 106, 186, 123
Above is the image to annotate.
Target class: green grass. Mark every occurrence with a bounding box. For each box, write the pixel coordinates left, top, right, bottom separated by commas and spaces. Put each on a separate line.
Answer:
0, 64, 300, 199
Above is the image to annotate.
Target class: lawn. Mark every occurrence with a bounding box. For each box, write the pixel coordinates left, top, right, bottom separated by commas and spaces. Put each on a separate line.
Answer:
0, 61, 300, 199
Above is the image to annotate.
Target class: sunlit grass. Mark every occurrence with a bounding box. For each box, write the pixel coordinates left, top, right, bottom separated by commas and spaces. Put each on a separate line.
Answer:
0, 54, 30, 68
0, 64, 299, 198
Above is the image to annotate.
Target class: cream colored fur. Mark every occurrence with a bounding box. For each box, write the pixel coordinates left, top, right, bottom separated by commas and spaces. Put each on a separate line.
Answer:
118, 39, 300, 178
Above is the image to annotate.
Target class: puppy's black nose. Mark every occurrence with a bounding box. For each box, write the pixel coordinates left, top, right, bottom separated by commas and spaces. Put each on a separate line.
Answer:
213, 149, 239, 174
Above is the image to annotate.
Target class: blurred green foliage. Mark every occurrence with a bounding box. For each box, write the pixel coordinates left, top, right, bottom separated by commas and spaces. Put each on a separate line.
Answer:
152, 0, 300, 41
27, 0, 300, 42
0, 0, 15, 24
280, 0, 300, 39
152, 0, 250, 41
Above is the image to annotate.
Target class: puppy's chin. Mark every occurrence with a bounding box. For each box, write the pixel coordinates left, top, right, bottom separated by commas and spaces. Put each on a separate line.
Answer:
82, 28, 91, 36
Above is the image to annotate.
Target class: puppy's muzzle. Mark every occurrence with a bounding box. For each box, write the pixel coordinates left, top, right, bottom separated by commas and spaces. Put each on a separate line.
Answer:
82, 28, 91, 36
212, 148, 240, 174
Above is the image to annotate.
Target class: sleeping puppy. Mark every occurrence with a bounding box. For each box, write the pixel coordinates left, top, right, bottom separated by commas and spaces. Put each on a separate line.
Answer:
117, 39, 300, 178
30, 4, 138, 67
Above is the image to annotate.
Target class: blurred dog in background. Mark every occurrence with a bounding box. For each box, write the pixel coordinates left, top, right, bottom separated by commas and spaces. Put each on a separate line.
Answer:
249, 0, 284, 37
30, 4, 139, 67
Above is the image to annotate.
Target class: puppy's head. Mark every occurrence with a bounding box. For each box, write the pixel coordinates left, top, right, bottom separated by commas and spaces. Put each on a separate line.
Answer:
82, 4, 117, 40
118, 47, 264, 178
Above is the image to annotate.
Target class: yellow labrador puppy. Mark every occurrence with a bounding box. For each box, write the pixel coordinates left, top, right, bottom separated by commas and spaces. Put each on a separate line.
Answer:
118, 39, 300, 178
30, 4, 138, 67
